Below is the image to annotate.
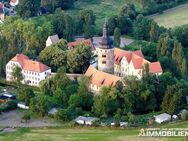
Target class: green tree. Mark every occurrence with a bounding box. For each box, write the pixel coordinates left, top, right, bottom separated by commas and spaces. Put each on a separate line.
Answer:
55, 108, 70, 121
172, 25, 188, 47
39, 45, 67, 71
17, 0, 41, 18
52, 9, 74, 41
30, 94, 52, 117
67, 43, 92, 73
108, 16, 117, 35
157, 34, 173, 57
0, 37, 8, 78
18, 87, 35, 105
116, 16, 132, 34
150, 21, 158, 42
84, 25, 95, 39
127, 112, 135, 124
41, 0, 74, 12
181, 59, 187, 77
119, 4, 136, 20
77, 9, 95, 35
134, 14, 151, 40
92, 87, 120, 117
113, 27, 121, 47
161, 85, 183, 117
139, 0, 147, 10
11, 66, 24, 88
172, 40, 187, 77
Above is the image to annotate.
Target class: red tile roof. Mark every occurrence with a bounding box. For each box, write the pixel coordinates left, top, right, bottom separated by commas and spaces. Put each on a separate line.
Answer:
114, 48, 131, 65
10, 0, 18, 4
68, 39, 96, 51
114, 48, 163, 73
114, 48, 144, 65
11, 54, 50, 73
132, 58, 150, 69
149, 62, 163, 73
85, 65, 121, 87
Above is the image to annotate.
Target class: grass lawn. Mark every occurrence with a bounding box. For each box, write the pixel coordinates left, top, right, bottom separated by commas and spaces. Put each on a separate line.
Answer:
1, 121, 188, 141
149, 4, 188, 28
67, 0, 141, 33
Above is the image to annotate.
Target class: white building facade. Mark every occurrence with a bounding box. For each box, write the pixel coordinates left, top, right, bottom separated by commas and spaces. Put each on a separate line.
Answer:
6, 54, 51, 86
114, 48, 163, 79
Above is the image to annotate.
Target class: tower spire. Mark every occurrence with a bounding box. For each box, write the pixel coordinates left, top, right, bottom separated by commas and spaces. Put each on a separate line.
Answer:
103, 17, 108, 38
99, 18, 113, 48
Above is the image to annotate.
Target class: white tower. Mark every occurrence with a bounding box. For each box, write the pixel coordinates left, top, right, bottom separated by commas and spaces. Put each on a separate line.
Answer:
98, 19, 114, 74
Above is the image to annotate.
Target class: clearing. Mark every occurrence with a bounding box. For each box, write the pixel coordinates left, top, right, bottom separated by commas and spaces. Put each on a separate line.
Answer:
149, 3, 188, 28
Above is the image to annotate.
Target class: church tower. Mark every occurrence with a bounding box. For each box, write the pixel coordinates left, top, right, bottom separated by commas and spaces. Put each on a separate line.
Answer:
98, 19, 114, 74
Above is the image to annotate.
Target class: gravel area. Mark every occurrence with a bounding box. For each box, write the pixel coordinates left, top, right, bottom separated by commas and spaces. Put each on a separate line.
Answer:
0, 110, 58, 128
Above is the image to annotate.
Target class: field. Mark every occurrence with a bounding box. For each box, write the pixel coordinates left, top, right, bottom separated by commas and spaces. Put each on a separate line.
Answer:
150, 4, 188, 28
67, 0, 141, 32
1, 122, 188, 141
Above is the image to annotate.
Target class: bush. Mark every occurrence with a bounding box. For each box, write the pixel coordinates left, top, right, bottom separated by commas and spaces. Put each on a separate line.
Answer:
181, 111, 188, 121
22, 112, 31, 123
0, 100, 17, 112
6, 100, 17, 110
55, 109, 70, 121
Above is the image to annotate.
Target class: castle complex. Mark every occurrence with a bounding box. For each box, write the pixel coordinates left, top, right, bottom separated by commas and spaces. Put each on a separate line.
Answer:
85, 20, 163, 93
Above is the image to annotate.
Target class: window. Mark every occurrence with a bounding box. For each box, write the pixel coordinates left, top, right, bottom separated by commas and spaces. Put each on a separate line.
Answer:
102, 61, 106, 64
102, 54, 106, 58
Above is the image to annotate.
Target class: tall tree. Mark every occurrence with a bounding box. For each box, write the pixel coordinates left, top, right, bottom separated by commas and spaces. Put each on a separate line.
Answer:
172, 25, 188, 47
52, 9, 74, 41
172, 40, 187, 77
150, 21, 158, 42
17, 0, 41, 18
161, 85, 183, 117
181, 58, 188, 77
30, 94, 52, 117
134, 14, 151, 40
113, 27, 121, 47
76, 9, 95, 35
18, 87, 35, 105
157, 34, 173, 57
119, 4, 136, 20
84, 25, 94, 39
11, 66, 24, 88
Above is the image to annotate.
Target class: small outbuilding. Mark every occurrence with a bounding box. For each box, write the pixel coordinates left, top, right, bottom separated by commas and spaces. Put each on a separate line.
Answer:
75, 116, 98, 125
120, 122, 128, 127
154, 113, 171, 124
48, 108, 58, 115
46, 34, 60, 47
